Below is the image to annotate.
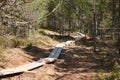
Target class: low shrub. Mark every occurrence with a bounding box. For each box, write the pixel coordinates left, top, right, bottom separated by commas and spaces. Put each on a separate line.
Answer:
37, 28, 45, 34
105, 70, 120, 80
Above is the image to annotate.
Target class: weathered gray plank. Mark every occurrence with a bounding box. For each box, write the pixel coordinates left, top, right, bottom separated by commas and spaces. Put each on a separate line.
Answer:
48, 47, 59, 58
76, 32, 85, 38
53, 48, 62, 59
0, 58, 55, 76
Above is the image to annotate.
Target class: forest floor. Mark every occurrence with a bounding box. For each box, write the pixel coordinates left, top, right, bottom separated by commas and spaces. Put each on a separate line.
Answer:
0, 30, 113, 80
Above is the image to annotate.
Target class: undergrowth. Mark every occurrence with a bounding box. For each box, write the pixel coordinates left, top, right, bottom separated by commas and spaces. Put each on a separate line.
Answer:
95, 69, 120, 80
0, 30, 58, 49
94, 52, 120, 80
37, 28, 45, 34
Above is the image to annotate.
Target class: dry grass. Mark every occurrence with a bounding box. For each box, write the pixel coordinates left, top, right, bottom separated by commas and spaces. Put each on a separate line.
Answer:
0, 30, 59, 49
32, 33, 58, 46
0, 48, 7, 70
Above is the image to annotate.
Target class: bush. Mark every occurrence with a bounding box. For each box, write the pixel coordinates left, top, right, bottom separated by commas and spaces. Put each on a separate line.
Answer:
106, 53, 120, 70
105, 70, 120, 80
96, 69, 120, 80
37, 28, 45, 34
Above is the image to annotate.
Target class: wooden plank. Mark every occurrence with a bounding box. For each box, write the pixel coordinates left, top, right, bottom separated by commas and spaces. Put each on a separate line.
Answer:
48, 47, 59, 58
65, 41, 74, 46
56, 43, 65, 47
53, 48, 62, 59
49, 42, 66, 58
0, 58, 55, 76
76, 32, 85, 38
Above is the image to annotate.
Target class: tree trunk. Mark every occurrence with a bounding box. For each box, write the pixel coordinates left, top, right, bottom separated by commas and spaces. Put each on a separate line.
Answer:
68, 17, 71, 36
112, 0, 116, 39
93, 0, 97, 53
118, 0, 120, 54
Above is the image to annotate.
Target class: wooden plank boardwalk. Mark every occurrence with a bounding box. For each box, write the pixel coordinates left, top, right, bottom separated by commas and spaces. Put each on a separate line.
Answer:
0, 40, 74, 76
0, 33, 85, 77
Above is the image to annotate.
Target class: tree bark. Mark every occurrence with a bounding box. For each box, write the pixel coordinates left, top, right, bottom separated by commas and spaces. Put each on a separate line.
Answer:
93, 0, 97, 53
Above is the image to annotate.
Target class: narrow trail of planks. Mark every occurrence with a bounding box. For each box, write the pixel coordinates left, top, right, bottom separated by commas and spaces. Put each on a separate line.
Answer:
0, 41, 75, 76
0, 32, 85, 77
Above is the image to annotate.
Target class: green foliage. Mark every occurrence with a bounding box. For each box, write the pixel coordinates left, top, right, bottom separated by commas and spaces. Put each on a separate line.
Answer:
100, 18, 112, 28
106, 53, 120, 70
37, 28, 45, 34
105, 70, 120, 80
98, 69, 105, 76
95, 69, 120, 80
93, 69, 105, 80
